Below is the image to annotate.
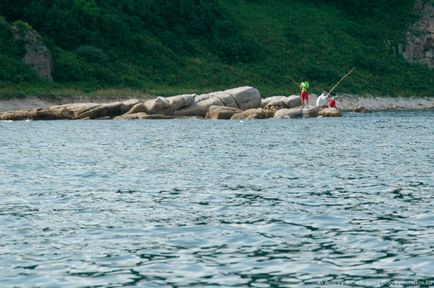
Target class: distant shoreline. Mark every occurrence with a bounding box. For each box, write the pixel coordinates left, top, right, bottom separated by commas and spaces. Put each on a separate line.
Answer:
328, 94, 434, 112
0, 94, 433, 113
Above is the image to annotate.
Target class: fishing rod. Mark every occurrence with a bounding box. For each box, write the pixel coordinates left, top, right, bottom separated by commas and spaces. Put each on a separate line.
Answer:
287, 76, 300, 88
326, 67, 356, 97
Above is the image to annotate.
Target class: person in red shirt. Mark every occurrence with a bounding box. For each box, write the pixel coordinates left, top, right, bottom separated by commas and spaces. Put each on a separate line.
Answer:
328, 97, 336, 108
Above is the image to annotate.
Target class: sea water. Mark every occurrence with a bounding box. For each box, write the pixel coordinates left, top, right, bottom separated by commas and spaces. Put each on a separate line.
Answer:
0, 112, 433, 287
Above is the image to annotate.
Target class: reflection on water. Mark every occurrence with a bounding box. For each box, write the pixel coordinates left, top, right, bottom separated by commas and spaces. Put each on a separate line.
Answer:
0, 111, 433, 287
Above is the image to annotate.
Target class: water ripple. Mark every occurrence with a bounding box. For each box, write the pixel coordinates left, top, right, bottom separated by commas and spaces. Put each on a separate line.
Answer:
0, 112, 433, 287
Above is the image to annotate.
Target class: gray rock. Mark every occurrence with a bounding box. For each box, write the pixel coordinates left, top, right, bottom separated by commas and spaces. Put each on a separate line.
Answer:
231, 108, 274, 120
167, 94, 195, 111
173, 103, 209, 117
264, 95, 301, 111
145, 97, 171, 114
0, 108, 63, 120
206, 106, 242, 119
195, 94, 226, 108
58, 103, 100, 119
274, 108, 303, 119
120, 99, 141, 114
303, 106, 320, 118
127, 102, 148, 114
209, 91, 239, 108
261, 96, 287, 107
115, 112, 175, 120
72, 100, 139, 119
225, 86, 261, 110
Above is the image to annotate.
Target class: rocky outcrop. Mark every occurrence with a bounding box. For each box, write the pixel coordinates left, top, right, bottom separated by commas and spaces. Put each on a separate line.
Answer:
0, 86, 348, 121
0, 87, 261, 121
11, 22, 53, 80
401, 0, 434, 68
174, 86, 261, 117
0, 100, 139, 121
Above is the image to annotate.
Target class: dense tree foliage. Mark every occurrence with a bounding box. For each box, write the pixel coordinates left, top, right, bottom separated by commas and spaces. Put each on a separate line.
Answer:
0, 0, 433, 96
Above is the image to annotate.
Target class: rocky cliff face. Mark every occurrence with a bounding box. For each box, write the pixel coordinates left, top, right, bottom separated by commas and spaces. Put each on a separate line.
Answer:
401, 0, 434, 68
11, 23, 53, 80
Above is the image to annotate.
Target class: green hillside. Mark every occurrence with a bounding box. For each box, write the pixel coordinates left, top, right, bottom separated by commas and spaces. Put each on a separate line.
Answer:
0, 0, 433, 98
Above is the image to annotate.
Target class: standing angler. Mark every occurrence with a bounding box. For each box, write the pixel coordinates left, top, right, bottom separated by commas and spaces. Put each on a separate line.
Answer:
300, 79, 310, 108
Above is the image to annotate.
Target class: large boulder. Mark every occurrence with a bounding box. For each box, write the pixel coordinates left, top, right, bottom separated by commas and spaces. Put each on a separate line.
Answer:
261, 96, 287, 107
127, 102, 147, 114
47, 105, 74, 119
194, 93, 226, 108
119, 99, 141, 114
210, 91, 239, 108
225, 86, 261, 110
155, 86, 260, 117
173, 92, 229, 117
167, 94, 195, 111
319, 107, 342, 117
302, 106, 320, 118
264, 95, 301, 112
136, 94, 195, 115
52, 103, 99, 119
231, 108, 274, 120
144, 97, 172, 114
274, 108, 303, 119
0, 108, 68, 120
173, 103, 209, 117
73, 100, 140, 119
206, 106, 242, 119
286, 95, 302, 108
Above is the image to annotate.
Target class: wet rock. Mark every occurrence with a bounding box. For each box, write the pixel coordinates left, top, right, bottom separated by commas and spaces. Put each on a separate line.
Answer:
303, 106, 320, 118
115, 112, 176, 120
353, 106, 370, 113
319, 107, 342, 117
274, 108, 303, 119
231, 108, 274, 120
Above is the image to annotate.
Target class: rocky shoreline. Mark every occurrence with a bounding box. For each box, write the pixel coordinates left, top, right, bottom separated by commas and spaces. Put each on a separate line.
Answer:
0, 87, 433, 121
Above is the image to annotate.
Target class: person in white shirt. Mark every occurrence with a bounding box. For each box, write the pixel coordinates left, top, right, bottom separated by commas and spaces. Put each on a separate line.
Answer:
316, 92, 329, 108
